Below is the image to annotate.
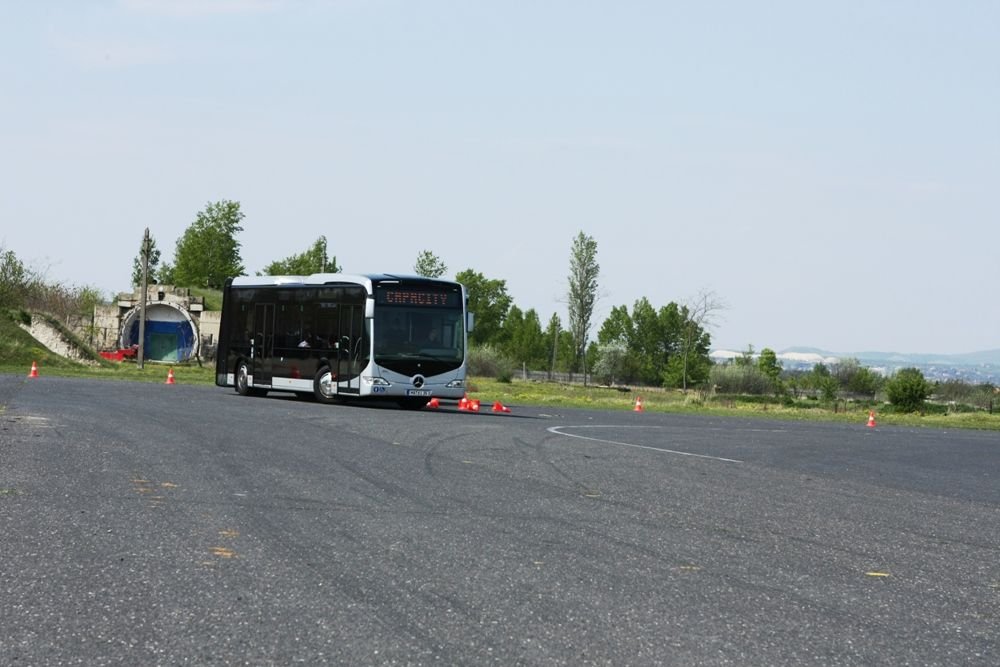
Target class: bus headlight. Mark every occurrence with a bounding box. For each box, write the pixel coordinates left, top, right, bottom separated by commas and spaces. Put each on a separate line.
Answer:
446, 379, 465, 388
364, 376, 391, 386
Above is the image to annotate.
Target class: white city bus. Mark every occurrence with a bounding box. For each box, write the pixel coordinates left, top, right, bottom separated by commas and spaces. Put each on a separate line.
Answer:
215, 273, 471, 408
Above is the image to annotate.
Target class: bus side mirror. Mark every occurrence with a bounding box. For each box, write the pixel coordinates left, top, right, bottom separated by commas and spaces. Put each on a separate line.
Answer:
365, 298, 375, 319
467, 312, 475, 333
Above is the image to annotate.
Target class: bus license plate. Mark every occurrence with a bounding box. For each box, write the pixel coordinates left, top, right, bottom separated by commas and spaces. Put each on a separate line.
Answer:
406, 390, 432, 397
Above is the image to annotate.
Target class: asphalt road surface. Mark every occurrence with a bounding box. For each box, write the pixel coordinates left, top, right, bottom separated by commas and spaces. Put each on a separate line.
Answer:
1, 375, 997, 665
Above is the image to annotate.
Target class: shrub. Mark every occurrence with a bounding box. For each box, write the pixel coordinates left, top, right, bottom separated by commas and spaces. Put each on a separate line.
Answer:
709, 364, 773, 395
885, 367, 931, 412
467, 344, 515, 382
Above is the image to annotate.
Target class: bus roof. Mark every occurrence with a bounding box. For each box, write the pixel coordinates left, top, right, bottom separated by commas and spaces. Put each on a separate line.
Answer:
229, 273, 461, 290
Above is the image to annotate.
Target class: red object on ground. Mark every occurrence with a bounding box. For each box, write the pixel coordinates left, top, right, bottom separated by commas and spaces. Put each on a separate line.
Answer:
27, 361, 39, 378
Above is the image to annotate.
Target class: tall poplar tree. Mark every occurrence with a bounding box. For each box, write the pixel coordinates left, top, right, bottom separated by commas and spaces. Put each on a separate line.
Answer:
566, 231, 599, 376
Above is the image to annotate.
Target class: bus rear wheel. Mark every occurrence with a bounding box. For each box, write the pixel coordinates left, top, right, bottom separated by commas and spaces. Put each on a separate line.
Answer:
314, 366, 338, 404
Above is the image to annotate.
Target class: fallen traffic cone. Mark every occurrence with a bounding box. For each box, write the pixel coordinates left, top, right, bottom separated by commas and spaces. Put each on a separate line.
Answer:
633, 396, 644, 412
426, 397, 440, 409
866, 410, 876, 428
165, 368, 176, 385
469, 398, 481, 412
458, 394, 470, 411
491, 401, 512, 413
27, 361, 39, 378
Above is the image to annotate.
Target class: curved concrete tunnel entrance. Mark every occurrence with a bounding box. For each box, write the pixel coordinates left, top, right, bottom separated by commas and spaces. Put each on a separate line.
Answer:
120, 303, 200, 362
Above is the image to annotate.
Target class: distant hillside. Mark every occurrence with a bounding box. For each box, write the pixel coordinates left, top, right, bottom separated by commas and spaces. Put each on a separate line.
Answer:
711, 346, 1000, 384
782, 347, 1000, 367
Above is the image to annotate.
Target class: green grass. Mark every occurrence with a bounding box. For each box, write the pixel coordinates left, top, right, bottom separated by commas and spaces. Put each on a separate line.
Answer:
187, 287, 223, 311
0, 357, 217, 385
466, 378, 1000, 431
2, 314, 998, 431
0, 312, 89, 370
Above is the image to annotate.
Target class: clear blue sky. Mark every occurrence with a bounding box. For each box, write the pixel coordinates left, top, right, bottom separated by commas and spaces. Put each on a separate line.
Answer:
2, 1, 997, 354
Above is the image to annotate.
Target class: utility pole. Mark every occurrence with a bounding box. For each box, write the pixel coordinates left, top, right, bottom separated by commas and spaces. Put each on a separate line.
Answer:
138, 228, 150, 369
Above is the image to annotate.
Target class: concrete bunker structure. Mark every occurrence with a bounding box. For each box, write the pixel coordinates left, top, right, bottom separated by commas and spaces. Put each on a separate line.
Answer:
92, 286, 220, 363
119, 300, 199, 362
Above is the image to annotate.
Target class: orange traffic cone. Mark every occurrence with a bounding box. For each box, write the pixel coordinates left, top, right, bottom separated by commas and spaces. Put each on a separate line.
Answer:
426, 397, 440, 409
458, 394, 470, 411
491, 401, 512, 413
633, 396, 644, 412
469, 398, 481, 412
27, 361, 39, 378
165, 368, 176, 385
867, 410, 876, 428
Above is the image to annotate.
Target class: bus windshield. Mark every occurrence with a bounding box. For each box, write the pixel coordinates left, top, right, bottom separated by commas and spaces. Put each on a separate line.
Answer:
371, 283, 466, 377
374, 305, 465, 362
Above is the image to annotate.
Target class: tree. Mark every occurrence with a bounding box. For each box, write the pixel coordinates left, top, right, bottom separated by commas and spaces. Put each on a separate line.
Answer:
630, 297, 664, 384
545, 312, 561, 379
597, 304, 633, 348
807, 362, 838, 401
260, 236, 339, 276
735, 344, 756, 368
593, 341, 628, 385
757, 347, 783, 395
886, 367, 931, 412
848, 366, 881, 398
131, 234, 162, 287
678, 291, 724, 390
413, 250, 447, 278
832, 358, 882, 398
454, 269, 512, 346
172, 200, 246, 288
0, 247, 33, 310
501, 307, 548, 369
566, 232, 599, 377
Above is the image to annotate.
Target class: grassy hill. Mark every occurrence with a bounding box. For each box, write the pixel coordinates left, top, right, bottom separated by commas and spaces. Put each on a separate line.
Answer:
187, 287, 223, 311
0, 312, 86, 370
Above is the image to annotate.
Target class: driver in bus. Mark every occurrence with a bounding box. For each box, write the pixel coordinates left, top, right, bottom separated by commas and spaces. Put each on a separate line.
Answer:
387, 318, 405, 344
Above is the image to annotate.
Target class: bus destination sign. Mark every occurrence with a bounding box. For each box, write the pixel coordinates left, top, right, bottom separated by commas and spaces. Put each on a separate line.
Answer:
377, 289, 459, 308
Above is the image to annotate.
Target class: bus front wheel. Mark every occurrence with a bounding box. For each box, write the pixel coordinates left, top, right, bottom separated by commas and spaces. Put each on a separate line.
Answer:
236, 360, 265, 397
314, 366, 338, 404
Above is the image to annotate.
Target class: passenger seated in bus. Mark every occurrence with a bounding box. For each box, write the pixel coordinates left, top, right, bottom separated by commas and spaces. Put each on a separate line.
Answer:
298, 330, 313, 348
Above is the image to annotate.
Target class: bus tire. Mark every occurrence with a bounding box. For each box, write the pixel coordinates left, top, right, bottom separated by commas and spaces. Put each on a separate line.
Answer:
235, 360, 253, 396
314, 366, 337, 404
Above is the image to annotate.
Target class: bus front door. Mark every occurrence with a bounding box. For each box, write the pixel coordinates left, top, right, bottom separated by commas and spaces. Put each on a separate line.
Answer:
253, 303, 274, 385
336, 304, 363, 395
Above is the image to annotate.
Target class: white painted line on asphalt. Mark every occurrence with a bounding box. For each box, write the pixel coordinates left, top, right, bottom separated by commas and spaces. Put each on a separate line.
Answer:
547, 425, 743, 464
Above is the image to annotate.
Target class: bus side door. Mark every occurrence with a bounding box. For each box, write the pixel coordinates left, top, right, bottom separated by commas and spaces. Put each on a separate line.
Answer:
336, 303, 363, 395
253, 303, 274, 385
